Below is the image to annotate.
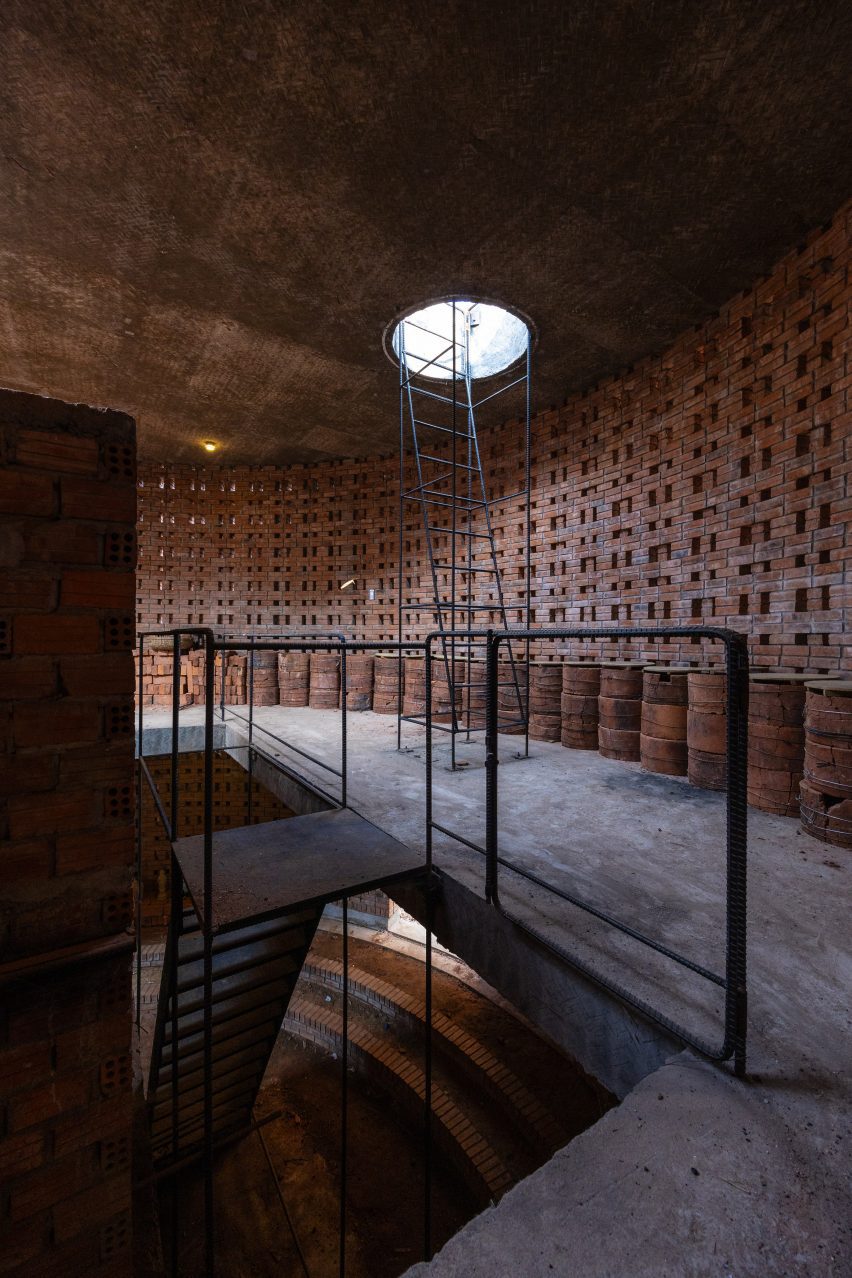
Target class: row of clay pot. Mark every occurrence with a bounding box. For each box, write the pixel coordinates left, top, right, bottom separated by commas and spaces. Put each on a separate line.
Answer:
594, 666, 850, 847
247, 649, 279, 706
236, 650, 852, 847
278, 651, 378, 712
801, 680, 852, 848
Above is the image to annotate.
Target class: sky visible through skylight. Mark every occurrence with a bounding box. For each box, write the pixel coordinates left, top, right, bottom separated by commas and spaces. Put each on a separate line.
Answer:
393, 300, 528, 381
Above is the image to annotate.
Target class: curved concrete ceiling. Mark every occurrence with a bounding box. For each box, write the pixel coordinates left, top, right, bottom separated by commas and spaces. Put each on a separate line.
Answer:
1, 1, 850, 464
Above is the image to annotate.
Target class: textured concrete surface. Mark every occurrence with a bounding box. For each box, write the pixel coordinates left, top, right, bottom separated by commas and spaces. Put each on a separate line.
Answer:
2, 2, 852, 462
143, 706, 852, 1274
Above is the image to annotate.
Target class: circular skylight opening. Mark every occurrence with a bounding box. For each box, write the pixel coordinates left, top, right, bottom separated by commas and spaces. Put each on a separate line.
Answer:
389, 299, 530, 381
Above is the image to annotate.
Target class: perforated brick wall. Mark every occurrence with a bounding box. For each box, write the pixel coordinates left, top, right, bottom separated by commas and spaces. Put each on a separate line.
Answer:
0, 389, 136, 1276
137, 204, 850, 672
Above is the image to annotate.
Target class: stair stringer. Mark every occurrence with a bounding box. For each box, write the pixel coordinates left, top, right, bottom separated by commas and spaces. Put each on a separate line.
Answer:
146, 903, 323, 1167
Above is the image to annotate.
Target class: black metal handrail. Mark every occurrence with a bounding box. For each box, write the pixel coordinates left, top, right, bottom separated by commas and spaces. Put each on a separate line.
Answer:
135, 630, 436, 1276
424, 625, 749, 1077
135, 619, 749, 1278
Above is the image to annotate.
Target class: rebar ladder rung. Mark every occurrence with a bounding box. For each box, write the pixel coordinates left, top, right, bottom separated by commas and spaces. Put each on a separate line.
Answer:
434, 563, 496, 573
412, 418, 474, 438
418, 453, 477, 469
427, 527, 491, 539
403, 492, 487, 508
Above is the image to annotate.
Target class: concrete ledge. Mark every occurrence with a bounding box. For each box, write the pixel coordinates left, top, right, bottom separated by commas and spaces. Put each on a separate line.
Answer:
139, 720, 228, 756
404, 1051, 851, 1278
392, 871, 681, 1100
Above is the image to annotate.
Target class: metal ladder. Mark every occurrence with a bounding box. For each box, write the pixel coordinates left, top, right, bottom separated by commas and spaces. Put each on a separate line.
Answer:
397, 302, 529, 765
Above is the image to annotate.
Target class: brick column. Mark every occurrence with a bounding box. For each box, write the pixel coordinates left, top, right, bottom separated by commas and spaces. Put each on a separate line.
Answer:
0, 389, 136, 1277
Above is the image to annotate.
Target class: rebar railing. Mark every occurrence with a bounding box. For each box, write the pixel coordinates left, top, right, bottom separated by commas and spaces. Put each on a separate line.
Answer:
135, 631, 437, 1277
135, 622, 749, 1278
425, 625, 750, 1077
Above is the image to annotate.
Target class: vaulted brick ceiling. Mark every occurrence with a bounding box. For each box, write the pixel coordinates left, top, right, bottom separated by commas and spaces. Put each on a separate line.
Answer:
1, 1, 850, 463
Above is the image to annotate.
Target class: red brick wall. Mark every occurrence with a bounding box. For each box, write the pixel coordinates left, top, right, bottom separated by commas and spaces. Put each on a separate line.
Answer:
137, 203, 850, 671
0, 390, 136, 1277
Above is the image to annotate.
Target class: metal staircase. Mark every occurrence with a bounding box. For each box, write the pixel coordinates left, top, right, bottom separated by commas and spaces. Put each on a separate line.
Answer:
137, 633, 434, 1275
147, 898, 323, 1165
143, 798, 426, 1176
396, 300, 531, 765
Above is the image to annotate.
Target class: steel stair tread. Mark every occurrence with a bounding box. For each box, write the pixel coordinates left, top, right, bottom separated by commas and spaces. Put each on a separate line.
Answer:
176, 910, 318, 964
159, 1006, 280, 1068
160, 981, 298, 1047
166, 957, 301, 1020
175, 931, 312, 993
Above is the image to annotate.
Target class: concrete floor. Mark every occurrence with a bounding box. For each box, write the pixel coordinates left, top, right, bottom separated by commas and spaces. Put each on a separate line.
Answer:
141, 706, 852, 1276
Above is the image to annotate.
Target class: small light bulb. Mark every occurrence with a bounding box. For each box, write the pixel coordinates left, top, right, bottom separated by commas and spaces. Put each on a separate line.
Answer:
340, 578, 356, 591
202, 440, 218, 452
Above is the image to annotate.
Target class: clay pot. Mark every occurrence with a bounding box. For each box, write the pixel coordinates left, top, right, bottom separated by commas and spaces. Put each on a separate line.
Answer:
402, 657, 426, 717
343, 654, 374, 711
802, 682, 852, 846
278, 652, 310, 707
687, 670, 726, 789
373, 653, 404, 714
799, 780, 852, 848
639, 735, 689, 776
562, 663, 601, 696
687, 747, 727, 791
560, 692, 598, 750
309, 652, 341, 709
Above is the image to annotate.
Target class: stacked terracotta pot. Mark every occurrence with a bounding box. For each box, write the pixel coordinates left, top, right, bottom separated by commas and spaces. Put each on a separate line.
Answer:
801, 680, 852, 847
309, 652, 341, 709
402, 656, 426, 717
277, 652, 310, 707
747, 673, 835, 816
640, 667, 689, 775
461, 658, 486, 730
343, 654, 374, 711
248, 649, 279, 706
598, 663, 645, 761
560, 663, 600, 749
373, 653, 404, 714
431, 657, 464, 724
528, 661, 563, 741
686, 670, 726, 790
498, 659, 528, 735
